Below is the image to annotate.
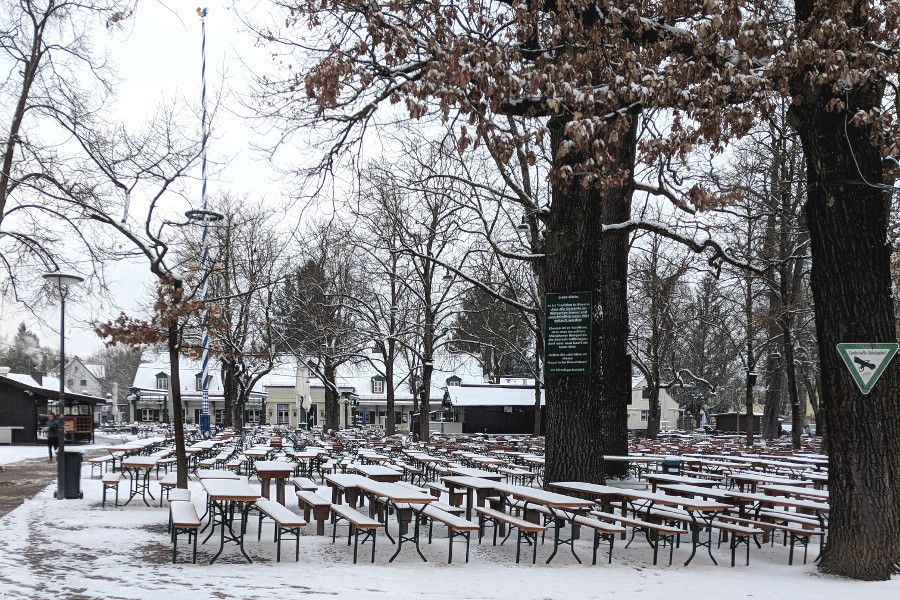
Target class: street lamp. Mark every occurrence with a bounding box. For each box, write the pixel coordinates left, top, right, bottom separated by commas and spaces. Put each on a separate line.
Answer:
43, 271, 83, 500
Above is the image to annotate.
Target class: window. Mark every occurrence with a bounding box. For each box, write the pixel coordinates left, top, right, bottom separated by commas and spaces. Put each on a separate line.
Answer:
246, 410, 261, 424
215, 410, 224, 425
640, 410, 649, 421
195, 373, 203, 391
141, 408, 157, 422
79, 379, 87, 387
156, 373, 169, 390
372, 378, 384, 394
276, 403, 289, 424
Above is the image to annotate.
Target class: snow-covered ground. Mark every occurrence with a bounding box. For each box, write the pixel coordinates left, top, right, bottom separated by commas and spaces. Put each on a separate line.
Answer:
0, 434, 139, 466
0, 474, 896, 600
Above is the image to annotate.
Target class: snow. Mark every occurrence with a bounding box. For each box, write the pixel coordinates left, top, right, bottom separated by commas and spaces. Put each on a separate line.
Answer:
0, 434, 139, 465
0, 473, 897, 599
0, 445, 54, 465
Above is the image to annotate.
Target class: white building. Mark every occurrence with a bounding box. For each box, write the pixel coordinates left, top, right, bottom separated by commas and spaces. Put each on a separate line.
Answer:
628, 376, 682, 433
129, 351, 303, 425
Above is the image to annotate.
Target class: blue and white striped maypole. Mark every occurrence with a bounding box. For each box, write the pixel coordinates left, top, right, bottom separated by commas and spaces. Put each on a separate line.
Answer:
197, 6, 212, 436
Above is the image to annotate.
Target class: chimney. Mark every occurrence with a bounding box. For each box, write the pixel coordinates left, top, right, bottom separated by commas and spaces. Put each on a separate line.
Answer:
31, 370, 43, 386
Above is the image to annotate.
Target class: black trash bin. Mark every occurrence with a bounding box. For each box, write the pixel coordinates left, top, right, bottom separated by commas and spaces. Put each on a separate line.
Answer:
131, 426, 138, 435
63, 451, 83, 499
661, 458, 682, 475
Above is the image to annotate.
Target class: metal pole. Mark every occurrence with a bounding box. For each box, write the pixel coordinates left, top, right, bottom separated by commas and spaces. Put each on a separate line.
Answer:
197, 7, 212, 437
56, 287, 66, 499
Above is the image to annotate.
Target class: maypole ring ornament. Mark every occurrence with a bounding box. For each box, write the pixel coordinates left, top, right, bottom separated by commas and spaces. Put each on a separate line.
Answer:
185, 209, 224, 225
196, 7, 208, 18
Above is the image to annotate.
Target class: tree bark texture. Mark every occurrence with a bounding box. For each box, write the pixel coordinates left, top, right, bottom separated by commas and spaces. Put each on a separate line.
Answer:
323, 361, 340, 431
419, 361, 434, 442
790, 79, 900, 579
385, 357, 396, 436
762, 355, 783, 439
543, 114, 636, 485
167, 324, 189, 489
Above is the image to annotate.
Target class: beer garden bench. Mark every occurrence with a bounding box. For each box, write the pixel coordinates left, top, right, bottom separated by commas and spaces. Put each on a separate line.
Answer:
170, 500, 201, 563
474, 506, 547, 564
253, 498, 307, 562
296, 490, 332, 535
331, 504, 383, 563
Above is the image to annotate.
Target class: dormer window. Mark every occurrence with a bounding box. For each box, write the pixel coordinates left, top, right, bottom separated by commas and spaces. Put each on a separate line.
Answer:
156, 372, 169, 390
371, 375, 385, 394
195, 373, 203, 391
446, 375, 462, 387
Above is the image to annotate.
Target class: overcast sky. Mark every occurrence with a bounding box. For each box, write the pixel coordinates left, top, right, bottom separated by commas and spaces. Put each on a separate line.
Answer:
2, 1, 285, 359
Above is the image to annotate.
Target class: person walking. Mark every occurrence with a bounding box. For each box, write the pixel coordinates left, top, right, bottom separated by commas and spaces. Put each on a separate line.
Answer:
46, 412, 60, 461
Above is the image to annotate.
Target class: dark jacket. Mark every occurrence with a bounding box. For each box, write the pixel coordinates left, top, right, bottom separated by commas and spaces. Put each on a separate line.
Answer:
47, 419, 60, 439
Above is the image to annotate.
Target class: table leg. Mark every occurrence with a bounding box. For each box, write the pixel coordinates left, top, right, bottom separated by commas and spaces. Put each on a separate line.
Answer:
276, 479, 286, 505
260, 476, 271, 500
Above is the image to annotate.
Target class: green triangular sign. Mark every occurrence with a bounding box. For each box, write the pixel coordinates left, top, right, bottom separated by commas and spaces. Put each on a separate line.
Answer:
836, 343, 899, 395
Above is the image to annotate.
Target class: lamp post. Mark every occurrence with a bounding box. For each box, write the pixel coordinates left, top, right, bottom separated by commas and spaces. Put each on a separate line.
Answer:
43, 271, 83, 500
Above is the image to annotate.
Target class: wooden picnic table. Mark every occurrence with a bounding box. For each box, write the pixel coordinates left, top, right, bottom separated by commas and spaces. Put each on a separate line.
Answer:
549, 481, 730, 565
642, 473, 719, 492
442, 475, 503, 521
196, 469, 241, 480
325, 474, 435, 562
349, 463, 403, 483
446, 466, 504, 480
494, 483, 594, 563
121, 456, 158, 506
200, 479, 260, 564
254, 461, 295, 505
729, 470, 810, 492
759, 484, 829, 502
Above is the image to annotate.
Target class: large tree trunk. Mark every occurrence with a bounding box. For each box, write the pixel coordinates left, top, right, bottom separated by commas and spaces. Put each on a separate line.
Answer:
222, 361, 234, 428
780, 322, 803, 449
533, 338, 542, 436
543, 113, 636, 485
167, 324, 189, 489
323, 361, 340, 431
744, 372, 755, 446
385, 357, 396, 436
761, 353, 784, 439
646, 384, 661, 439
418, 362, 433, 442
790, 78, 900, 580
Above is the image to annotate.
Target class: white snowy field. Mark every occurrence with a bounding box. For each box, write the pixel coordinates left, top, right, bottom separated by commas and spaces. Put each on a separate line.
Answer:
0, 434, 139, 465
0, 474, 897, 600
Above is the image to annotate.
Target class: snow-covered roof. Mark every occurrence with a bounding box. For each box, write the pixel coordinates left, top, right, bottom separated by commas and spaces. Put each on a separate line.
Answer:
446, 385, 544, 407
0, 372, 104, 401
3, 373, 75, 395
83, 363, 106, 380
305, 351, 489, 401
632, 376, 646, 390
131, 351, 298, 396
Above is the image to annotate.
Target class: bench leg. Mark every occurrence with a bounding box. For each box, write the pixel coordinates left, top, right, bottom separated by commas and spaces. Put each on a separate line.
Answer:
466, 532, 471, 563
193, 529, 198, 564
372, 530, 377, 563
608, 534, 615, 564
353, 527, 359, 564
296, 527, 300, 562
516, 530, 522, 563
102, 485, 107, 508
172, 529, 178, 563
